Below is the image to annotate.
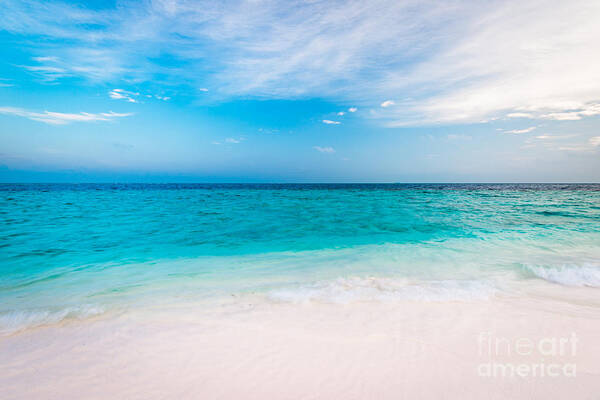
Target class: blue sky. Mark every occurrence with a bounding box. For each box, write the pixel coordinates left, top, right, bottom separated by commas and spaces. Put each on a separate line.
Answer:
1, 0, 599, 182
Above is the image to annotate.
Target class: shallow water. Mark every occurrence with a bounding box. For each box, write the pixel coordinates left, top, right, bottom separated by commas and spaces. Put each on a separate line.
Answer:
1, 183, 599, 334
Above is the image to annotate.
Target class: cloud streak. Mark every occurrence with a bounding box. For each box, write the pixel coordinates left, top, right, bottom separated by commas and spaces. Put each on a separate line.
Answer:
0, 106, 132, 125
505, 127, 536, 134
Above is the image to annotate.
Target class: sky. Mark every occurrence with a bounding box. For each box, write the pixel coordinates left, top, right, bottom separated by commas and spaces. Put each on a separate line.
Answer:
0, 0, 599, 183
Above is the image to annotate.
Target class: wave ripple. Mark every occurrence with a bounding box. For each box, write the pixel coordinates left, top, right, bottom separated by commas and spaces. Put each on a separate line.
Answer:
0, 305, 104, 336
268, 277, 495, 304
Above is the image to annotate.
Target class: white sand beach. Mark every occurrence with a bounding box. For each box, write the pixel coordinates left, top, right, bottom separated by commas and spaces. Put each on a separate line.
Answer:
2, 288, 599, 400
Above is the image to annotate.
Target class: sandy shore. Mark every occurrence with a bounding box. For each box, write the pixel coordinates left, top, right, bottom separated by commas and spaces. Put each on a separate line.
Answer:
1, 293, 599, 400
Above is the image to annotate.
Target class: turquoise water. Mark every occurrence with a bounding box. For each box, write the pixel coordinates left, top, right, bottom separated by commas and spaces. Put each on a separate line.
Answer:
1, 184, 600, 333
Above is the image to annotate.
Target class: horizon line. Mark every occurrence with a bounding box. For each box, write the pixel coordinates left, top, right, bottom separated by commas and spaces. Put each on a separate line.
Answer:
1, 182, 599, 185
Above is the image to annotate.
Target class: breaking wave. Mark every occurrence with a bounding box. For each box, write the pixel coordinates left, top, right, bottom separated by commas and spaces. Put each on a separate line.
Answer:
524, 263, 600, 287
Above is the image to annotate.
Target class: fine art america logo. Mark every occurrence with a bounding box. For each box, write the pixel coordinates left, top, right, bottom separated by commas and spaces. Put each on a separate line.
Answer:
477, 332, 577, 378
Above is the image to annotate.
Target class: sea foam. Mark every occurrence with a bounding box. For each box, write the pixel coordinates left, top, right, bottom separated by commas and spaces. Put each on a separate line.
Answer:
268, 277, 495, 304
524, 263, 600, 287
0, 305, 105, 336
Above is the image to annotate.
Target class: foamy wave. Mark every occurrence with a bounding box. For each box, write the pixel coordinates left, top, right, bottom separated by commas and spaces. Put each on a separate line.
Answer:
0, 305, 105, 336
524, 264, 600, 287
267, 277, 495, 304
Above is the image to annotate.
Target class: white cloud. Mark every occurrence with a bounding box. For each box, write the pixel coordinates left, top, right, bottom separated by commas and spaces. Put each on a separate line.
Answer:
109, 89, 138, 103
408, 1, 600, 124
505, 127, 536, 134
540, 113, 582, 121
199, 88, 209, 92
3, 0, 600, 125
110, 89, 172, 102
0, 106, 132, 125
337, 111, 345, 116
507, 104, 600, 121
322, 119, 341, 125
348, 107, 357, 113
100, 111, 132, 118
24, 66, 64, 73
381, 100, 395, 108
539, 104, 600, 121
314, 146, 335, 153
533, 134, 576, 141
19, 56, 73, 82
32, 56, 59, 63
21, 64, 68, 81
225, 137, 241, 143
0, 78, 13, 87
507, 113, 535, 119
590, 136, 600, 147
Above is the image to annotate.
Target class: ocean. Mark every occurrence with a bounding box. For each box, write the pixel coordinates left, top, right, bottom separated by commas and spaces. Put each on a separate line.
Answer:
2, 183, 600, 335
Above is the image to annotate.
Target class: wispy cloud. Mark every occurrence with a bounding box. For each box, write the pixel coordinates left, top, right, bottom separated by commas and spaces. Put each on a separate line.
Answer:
539, 104, 600, 121
0, 78, 13, 87
32, 56, 59, 63
533, 134, 576, 140
110, 89, 171, 103
505, 127, 536, 134
380, 100, 395, 108
314, 146, 335, 153
0, 106, 132, 125
522, 133, 600, 153
2, 0, 600, 125
18, 55, 75, 82
212, 137, 244, 145
322, 119, 341, 125
507, 113, 535, 119
348, 107, 357, 113
21, 64, 68, 81
507, 104, 600, 121
553, 139, 600, 153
